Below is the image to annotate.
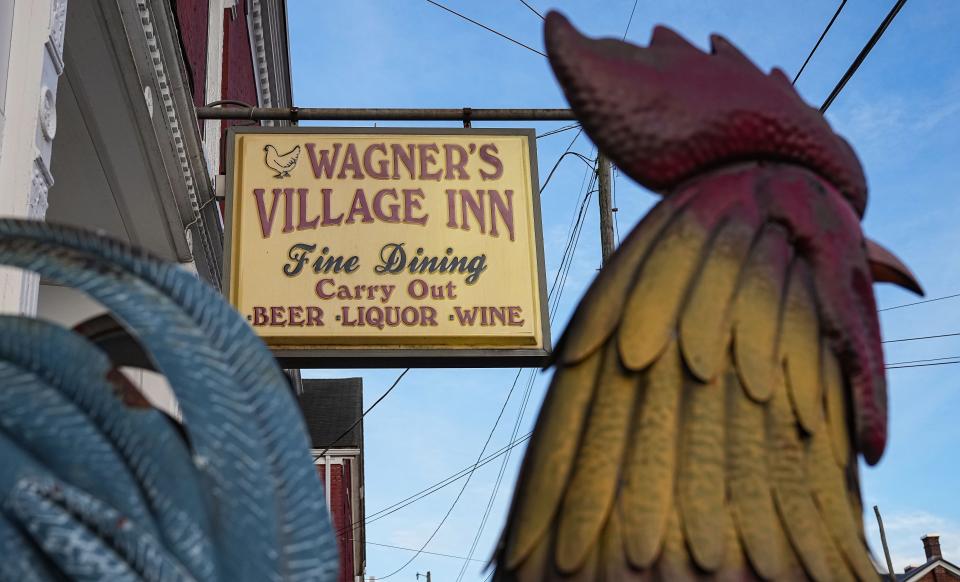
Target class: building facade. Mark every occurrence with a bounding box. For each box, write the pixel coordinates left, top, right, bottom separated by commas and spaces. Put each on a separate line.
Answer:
0, 2, 364, 578
301, 377, 367, 582
0, 0, 290, 409
898, 535, 960, 582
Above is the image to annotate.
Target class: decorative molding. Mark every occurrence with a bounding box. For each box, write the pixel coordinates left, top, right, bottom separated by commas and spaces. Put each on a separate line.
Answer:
38, 86, 57, 141
143, 85, 154, 119
134, 0, 202, 224
203, 0, 225, 177
247, 0, 273, 108
29, 156, 54, 219
23, 157, 53, 312
45, 0, 67, 75
23, 0, 68, 316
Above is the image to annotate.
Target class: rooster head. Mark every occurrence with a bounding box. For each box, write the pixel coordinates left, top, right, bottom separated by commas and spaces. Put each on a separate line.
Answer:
544, 11, 921, 297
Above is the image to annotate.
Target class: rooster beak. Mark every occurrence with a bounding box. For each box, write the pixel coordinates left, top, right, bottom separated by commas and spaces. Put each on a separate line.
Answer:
866, 238, 923, 296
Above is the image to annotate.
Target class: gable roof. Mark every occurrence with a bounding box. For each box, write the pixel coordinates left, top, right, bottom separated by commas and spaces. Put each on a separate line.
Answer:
897, 557, 960, 581
299, 378, 363, 450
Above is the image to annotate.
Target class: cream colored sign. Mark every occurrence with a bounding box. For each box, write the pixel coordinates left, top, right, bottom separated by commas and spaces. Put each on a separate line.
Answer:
225, 128, 549, 361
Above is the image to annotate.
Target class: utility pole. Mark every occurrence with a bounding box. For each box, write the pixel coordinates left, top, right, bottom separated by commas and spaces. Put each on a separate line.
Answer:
874, 505, 896, 582
596, 153, 615, 265
415, 572, 431, 582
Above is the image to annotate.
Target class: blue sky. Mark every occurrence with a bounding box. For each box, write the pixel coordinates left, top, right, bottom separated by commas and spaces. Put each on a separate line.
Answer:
287, 1, 960, 578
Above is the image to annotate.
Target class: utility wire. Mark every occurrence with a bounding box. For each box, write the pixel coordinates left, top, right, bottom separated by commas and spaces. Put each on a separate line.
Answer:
425, 0, 546, 57
536, 123, 581, 140
880, 293, 960, 312
551, 188, 594, 318
622, 0, 640, 40
374, 368, 524, 579
316, 368, 410, 457
340, 141, 592, 542
372, 143, 596, 577
886, 355, 960, 366
517, 0, 544, 20
540, 136, 590, 192
336, 431, 534, 537
793, 0, 848, 84
882, 332, 960, 344
366, 541, 486, 563
820, 0, 908, 113
455, 165, 597, 581
887, 361, 960, 370
455, 369, 537, 582
348, 340, 960, 543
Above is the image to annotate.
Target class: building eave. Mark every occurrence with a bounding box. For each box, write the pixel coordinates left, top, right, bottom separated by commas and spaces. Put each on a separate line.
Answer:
900, 558, 960, 581
113, 0, 224, 285
248, 0, 293, 112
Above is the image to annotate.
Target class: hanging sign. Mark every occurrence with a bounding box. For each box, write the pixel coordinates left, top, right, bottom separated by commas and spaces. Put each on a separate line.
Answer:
224, 128, 550, 367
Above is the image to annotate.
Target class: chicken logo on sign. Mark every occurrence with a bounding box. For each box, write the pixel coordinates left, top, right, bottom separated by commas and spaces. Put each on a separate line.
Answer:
263, 144, 301, 178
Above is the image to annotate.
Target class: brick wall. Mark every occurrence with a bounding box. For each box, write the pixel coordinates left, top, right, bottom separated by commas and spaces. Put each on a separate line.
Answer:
905, 564, 960, 581
318, 461, 357, 582
172, 0, 208, 108
220, 0, 259, 172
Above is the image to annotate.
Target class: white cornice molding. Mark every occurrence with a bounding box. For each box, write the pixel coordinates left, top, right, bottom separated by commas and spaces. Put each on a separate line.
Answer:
135, 0, 201, 227
124, 0, 222, 285
248, 0, 273, 108
203, 0, 224, 178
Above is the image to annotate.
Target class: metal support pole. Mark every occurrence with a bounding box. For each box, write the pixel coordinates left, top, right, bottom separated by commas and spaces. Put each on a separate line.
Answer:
597, 154, 615, 265
874, 505, 896, 582
195, 106, 576, 122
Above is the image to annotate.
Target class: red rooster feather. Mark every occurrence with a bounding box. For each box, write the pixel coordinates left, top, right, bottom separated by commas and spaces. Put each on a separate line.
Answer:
494, 13, 922, 581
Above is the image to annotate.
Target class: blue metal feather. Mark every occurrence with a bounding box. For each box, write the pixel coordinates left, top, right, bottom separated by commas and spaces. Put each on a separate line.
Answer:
8, 477, 195, 582
0, 317, 218, 581
0, 219, 337, 581
0, 360, 158, 535
0, 517, 62, 581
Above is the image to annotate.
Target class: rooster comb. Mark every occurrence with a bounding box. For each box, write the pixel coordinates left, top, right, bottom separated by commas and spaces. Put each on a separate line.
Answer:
545, 12, 868, 216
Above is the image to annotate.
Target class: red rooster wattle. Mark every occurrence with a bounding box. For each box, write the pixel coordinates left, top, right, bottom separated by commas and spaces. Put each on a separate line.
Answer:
494, 13, 922, 581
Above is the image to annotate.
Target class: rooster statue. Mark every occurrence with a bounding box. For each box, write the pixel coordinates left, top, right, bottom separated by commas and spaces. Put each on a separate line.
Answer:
494, 13, 923, 582
0, 219, 338, 580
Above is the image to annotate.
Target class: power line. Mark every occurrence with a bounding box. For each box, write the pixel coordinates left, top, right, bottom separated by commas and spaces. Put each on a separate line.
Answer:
454, 162, 597, 581
373, 367, 523, 579
879, 293, 960, 312
539, 133, 589, 193
353, 343, 960, 545
424, 0, 546, 57
820, 0, 909, 113
340, 141, 592, 543
366, 541, 486, 563
337, 431, 534, 538
517, 0, 544, 20
622, 0, 640, 40
793, 0, 848, 84
536, 123, 580, 140
886, 355, 960, 366
455, 364, 541, 581
887, 360, 960, 370
371, 142, 596, 577
316, 368, 410, 457
882, 332, 960, 344
455, 371, 535, 581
